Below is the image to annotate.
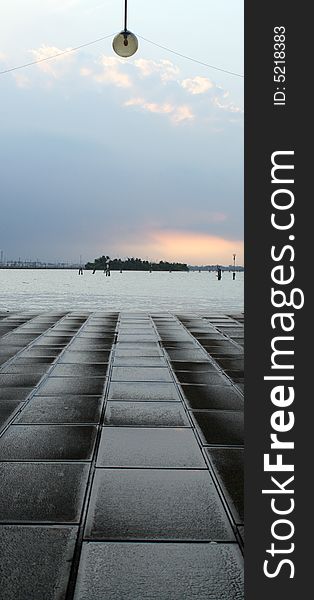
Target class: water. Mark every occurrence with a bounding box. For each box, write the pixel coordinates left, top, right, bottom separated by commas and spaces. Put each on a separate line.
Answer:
0, 269, 244, 313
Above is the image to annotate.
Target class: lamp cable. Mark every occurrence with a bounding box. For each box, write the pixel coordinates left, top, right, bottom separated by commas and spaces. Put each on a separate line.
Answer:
0, 32, 243, 78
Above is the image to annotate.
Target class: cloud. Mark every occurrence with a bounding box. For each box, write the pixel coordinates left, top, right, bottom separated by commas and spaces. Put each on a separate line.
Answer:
181, 76, 214, 95
124, 97, 194, 124
124, 97, 145, 107
209, 87, 243, 113
172, 105, 194, 123
80, 67, 93, 77
9, 45, 242, 125
93, 55, 132, 88
13, 73, 31, 88
181, 77, 243, 115
24, 49, 133, 89
134, 58, 180, 82
29, 45, 75, 79
126, 100, 173, 115
212, 95, 243, 114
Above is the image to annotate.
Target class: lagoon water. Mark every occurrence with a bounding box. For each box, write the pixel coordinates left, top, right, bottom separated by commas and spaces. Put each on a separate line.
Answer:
0, 269, 244, 313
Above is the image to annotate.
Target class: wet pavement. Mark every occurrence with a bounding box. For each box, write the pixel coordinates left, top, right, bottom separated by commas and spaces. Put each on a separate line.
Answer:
0, 310, 244, 599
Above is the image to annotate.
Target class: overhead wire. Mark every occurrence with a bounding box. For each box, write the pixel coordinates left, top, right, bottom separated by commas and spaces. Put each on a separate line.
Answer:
0, 33, 114, 76
138, 36, 243, 78
0, 33, 243, 78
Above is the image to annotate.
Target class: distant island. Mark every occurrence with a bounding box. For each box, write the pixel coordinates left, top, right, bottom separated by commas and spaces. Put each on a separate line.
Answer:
85, 256, 189, 272
189, 265, 244, 272
0, 255, 244, 271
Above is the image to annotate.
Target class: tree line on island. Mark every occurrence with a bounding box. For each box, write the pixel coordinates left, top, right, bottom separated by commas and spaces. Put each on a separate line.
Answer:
85, 256, 189, 271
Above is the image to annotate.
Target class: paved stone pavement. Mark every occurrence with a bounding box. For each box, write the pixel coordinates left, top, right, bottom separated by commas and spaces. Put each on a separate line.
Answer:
0, 310, 244, 599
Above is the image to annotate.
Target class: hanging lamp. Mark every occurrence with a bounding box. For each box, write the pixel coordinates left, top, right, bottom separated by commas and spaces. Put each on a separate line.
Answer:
113, 0, 139, 57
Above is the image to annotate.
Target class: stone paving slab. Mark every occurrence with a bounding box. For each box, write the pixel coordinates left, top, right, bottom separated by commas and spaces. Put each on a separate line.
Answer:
0, 373, 43, 387
111, 366, 172, 382
50, 364, 108, 377
15, 396, 103, 424
96, 427, 206, 468
73, 542, 244, 600
166, 347, 210, 361
181, 383, 244, 410
108, 381, 181, 402
175, 370, 232, 386
0, 462, 89, 522
115, 345, 162, 357
0, 425, 97, 460
206, 447, 244, 524
39, 376, 106, 396
0, 310, 244, 599
104, 400, 189, 427
192, 410, 244, 446
113, 355, 166, 366
0, 525, 78, 600
0, 400, 22, 430
18, 347, 63, 358
85, 468, 235, 541
60, 350, 110, 363
0, 387, 33, 401
2, 363, 52, 375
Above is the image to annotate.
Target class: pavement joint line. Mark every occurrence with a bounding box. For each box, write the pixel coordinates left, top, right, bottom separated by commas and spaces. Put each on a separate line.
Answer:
2, 520, 241, 538
71, 540, 242, 544
186, 407, 241, 413
74, 539, 241, 544
82, 537, 238, 543
0, 520, 84, 526
1, 461, 211, 469
6, 422, 103, 426
0, 460, 92, 464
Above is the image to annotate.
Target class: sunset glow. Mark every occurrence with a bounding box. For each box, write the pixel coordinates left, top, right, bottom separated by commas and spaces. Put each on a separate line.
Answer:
109, 230, 244, 265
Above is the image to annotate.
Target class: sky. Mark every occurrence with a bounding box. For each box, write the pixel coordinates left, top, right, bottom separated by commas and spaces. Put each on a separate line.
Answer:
0, 0, 243, 265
